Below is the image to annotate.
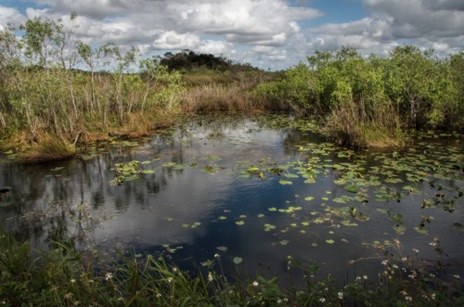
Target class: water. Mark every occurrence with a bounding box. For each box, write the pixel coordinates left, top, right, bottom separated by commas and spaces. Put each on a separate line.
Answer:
1, 115, 463, 285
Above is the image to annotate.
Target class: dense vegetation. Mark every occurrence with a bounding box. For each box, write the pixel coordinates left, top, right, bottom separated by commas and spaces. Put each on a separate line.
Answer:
256, 46, 464, 147
2, 14, 463, 160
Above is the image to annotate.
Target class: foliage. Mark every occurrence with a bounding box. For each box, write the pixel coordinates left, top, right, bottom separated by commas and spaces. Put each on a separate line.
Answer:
160, 49, 259, 73
0, 227, 462, 306
0, 14, 184, 160
256, 45, 464, 147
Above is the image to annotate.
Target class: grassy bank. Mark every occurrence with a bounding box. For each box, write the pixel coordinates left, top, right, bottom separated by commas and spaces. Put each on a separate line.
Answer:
1, 228, 463, 306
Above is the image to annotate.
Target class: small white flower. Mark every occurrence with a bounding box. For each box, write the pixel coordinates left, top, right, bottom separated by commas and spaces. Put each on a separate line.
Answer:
405, 296, 413, 302
355, 276, 361, 281
214, 253, 220, 258
338, 292, 344, 300
208, 273, 213, 282
431, 293, 436, 300
167, 277, 173, 283
70, 279, 76, 283
413, 248, 419, 253
454, 274, 461, 279
401, 257, 407, 262
429, 242, 437, 247
392, 264, 399, 269
381, 260, 388, 266
105, 272, 113, 281
172, 267, 178, 273
252, 281, 259, 287
363, 275, 368, 280
319, 297, 326, 303
156, 293, 162, 298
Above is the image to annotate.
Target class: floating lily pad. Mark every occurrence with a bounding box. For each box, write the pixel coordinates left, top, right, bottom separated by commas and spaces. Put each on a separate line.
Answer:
325, 239, 335, 244
345, 184, 359, 193
279, 240, 289, 246
279, 179, 293, 185
233, 257, 243, 264
162, 162, 177, 167
235, 220, 245, 226
390, 214, 404, 222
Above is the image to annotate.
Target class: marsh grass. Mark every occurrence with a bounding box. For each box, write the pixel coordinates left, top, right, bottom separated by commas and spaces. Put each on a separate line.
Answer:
324, 99, 407, 148
1, 228, 462, 306
18, 133, 77, 163
182, 83, 267, 113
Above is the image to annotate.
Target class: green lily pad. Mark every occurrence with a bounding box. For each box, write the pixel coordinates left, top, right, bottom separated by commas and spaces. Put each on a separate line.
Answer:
233, 257, 243, 264
345, 184, 359, 193
162, 162, 177, 167
390, 214, 404, 222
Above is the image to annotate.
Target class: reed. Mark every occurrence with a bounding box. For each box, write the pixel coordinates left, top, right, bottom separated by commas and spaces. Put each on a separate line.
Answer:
0, 228, 462, 306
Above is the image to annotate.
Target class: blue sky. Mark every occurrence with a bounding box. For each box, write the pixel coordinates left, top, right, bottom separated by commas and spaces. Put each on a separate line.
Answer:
1, 0, 463, 70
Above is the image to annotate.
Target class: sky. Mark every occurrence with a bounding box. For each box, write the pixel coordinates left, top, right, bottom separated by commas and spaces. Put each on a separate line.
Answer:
0, 0, 463, 70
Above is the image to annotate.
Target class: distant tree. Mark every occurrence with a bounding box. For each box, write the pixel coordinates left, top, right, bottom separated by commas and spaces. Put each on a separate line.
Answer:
160, 50, 232, 71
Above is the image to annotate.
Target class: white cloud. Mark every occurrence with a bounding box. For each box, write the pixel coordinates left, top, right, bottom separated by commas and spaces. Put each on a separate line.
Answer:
0, 6, 26, 28
153, 31, 201, 50
3, 0, 463, 69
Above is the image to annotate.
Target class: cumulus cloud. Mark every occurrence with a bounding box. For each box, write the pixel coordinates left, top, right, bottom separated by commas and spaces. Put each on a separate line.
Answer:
2, 0, 463, 70
0, 6, 26, 28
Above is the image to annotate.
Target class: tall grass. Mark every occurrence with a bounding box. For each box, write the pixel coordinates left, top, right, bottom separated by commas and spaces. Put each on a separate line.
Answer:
324, 99, 407, 148
1, 228, 463, 306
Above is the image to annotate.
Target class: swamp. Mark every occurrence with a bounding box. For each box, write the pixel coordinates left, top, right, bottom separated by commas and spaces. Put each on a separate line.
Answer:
1, 14, 464, 305
1, 114, 463, 305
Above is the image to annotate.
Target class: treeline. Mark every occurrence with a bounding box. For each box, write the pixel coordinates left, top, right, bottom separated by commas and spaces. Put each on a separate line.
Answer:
160, 49, 258, 73
256, 46, 464, 146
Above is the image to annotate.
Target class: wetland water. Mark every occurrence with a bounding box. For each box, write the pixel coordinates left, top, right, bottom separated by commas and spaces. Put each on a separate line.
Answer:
1, 115, 463, 285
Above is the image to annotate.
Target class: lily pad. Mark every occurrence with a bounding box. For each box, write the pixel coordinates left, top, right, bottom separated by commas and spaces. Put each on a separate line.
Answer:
233, 257, 243, 265
345, 184, 359, 193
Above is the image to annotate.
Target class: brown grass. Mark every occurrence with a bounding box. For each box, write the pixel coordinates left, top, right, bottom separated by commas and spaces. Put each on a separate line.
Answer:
324, 99, 407, 148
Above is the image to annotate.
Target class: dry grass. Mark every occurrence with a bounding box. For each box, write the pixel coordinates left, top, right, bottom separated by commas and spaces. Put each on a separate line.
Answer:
324, 99, 407, 148
181, 82, 270, 114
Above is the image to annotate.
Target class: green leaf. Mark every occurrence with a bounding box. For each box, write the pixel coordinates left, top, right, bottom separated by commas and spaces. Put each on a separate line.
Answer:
279, 179, 293, 185
345, 184, 359, 193
162, 162, 177, 167
233, 257, 243, 264
325, 239, 335, 244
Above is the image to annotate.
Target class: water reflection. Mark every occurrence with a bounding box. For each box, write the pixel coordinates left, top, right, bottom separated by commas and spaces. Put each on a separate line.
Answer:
1, 115, 463, 286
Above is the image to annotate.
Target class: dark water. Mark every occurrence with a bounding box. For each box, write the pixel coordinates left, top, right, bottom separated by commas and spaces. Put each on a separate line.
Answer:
1, 115, 463, 285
